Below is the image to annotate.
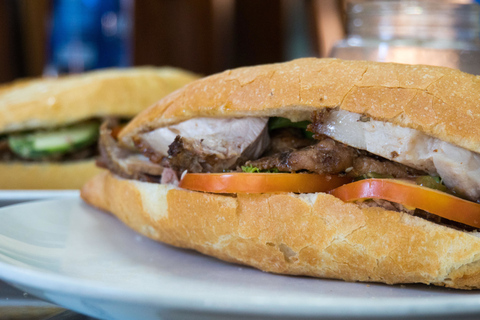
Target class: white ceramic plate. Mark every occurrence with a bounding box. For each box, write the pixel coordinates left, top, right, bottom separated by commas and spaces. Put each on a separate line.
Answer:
0, 190, 78, 207
1, 199, 480, 320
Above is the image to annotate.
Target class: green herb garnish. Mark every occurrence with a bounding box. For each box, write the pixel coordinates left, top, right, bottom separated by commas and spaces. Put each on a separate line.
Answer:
355, 172, 394, 181
268, 117, 314, 139
241, 165, 280, 173
415, 175, 448, 193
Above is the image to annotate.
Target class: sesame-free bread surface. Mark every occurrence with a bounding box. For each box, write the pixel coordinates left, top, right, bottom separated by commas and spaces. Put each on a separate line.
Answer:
119, 58, 480, 154
1, 160, 104, 189
81, 172, 480, 289
0, 67, 199, 133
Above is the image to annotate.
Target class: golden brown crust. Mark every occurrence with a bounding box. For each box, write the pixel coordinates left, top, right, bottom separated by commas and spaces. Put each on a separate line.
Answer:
0, 67, 199, 133
0, 160, 105, 189
81, 172, 480, 289
119, 58, 480, 153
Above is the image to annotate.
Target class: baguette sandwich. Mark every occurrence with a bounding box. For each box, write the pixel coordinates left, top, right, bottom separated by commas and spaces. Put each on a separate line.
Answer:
81, 58, 480, 289
0, 67, 198, 189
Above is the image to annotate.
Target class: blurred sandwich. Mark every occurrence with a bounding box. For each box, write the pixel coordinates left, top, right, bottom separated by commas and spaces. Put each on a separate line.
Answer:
0, 67, 198, 189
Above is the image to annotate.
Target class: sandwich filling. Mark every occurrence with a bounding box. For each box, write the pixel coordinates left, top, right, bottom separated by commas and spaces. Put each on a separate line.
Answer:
0, 120, 101, 162
310, 109, 480, 201
98, 110, 480, 230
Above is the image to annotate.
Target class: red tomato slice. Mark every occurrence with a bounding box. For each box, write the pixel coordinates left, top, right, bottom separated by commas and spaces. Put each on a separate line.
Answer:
329, 179, 480, 228
179, 173, 353, 194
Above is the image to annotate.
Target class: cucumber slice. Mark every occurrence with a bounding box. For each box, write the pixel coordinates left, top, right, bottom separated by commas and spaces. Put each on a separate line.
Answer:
8, 122, 100, 159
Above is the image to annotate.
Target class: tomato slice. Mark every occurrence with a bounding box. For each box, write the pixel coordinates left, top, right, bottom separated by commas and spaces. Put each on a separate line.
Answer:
179, 173, 353, 194
329, 179, 480, 228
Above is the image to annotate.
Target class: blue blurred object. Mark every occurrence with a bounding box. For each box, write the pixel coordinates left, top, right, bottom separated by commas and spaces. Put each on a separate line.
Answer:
44, 0, 133, 75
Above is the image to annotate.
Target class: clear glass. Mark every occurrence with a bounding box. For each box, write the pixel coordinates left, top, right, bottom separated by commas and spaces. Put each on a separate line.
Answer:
330, 0, 480, 75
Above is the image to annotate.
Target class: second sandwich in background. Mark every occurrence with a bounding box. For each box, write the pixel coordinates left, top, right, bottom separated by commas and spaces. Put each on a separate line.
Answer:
0, 67, 199, 189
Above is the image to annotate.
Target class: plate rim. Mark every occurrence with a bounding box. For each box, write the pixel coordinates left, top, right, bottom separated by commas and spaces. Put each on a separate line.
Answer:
0, 190, 79, 201
2, 198, 480, 318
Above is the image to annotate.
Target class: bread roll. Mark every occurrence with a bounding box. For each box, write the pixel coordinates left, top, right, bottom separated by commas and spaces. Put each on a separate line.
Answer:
0, 67, 199, 133
81, 171, 480, 289
81, 58, 480, 289
119, 58, 480, 154
0, 160, 104, 189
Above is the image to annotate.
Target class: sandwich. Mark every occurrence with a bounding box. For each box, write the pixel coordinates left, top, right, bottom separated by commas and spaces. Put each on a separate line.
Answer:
81, 58, 480, 289
0, 67, 198, 189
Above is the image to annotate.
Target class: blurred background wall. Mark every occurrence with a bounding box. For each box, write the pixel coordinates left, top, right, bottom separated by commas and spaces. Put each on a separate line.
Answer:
0, 0, 345, 84
2, 0, 479, 84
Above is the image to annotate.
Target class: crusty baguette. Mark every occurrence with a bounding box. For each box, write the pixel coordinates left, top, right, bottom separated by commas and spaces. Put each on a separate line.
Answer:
0, 160, 105, 189
119, 58, 480, 154
81, 171, 480, 289
0, 67, 199, 133
81, 58, 480, 289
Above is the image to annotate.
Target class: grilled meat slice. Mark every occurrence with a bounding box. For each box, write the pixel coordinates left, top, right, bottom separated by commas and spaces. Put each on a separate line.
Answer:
350, 155, 424, 178
264, 127, 315, 156
98, 119, 164, 182
247, 136, 423, 177
246, 137, 357, 174
167, 136, 205, 173
168, 124, 270, 173
136, 117, 270, 173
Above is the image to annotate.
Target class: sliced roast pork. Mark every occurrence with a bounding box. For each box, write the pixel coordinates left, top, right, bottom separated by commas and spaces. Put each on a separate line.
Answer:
134, 117, 270, 173
97, 120, 164, 182
310, 109, 480, 201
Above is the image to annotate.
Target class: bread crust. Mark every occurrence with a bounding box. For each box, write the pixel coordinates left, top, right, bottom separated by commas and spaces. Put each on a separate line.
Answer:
0, 160, 105, 189
81, 171, 480, 289
0, 67, 199, 133
119, 58, 480, 154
